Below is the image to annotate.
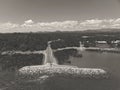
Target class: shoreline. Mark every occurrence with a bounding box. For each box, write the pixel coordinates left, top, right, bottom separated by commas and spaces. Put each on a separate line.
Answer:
85, 47, 120, 53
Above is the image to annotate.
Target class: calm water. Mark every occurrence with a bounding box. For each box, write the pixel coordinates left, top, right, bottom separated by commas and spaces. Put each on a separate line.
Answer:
69, 51, 120, 90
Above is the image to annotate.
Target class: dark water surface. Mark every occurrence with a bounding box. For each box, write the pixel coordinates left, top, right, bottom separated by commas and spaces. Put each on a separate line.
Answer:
69, 51, 120, 90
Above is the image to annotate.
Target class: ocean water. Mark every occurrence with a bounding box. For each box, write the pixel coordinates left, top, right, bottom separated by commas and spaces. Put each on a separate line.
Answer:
69, 51, 120, 90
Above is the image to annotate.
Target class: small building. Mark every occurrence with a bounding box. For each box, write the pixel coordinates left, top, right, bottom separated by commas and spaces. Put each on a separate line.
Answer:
112, 40, 120, 44
96, 41, 110, 48
111, 40, 120, 48
81, 36, 89, 39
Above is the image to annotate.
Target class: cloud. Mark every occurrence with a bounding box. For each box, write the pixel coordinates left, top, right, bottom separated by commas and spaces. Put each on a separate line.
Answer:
0, 22, 19, 33
35, 21, 78, 30
79, 18, 120, 30
0, 18, 120, 33
21, 20, 34, 27
0, 22, 18, 29
24, 20, 34, 24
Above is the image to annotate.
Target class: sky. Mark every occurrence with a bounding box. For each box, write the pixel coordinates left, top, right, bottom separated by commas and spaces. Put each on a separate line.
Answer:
0, 0, 120, 32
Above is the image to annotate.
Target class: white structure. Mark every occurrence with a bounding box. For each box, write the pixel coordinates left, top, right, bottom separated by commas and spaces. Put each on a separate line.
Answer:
96, 41, 109, 48
112, 40, 120, 44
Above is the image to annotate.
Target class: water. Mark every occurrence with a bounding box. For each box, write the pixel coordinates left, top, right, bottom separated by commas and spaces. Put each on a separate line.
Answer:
69, 51, 120, 90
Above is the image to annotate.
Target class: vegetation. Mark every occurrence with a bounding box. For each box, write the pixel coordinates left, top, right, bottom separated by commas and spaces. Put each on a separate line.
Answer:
54, 49, 78, 64
0, 54, 43, 71
0, 49, 81, 70
0, 31, 120, 70
0, 31, 120, 51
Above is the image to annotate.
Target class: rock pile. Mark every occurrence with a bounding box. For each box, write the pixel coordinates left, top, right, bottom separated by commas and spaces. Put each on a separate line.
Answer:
16, 64, 108, 83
